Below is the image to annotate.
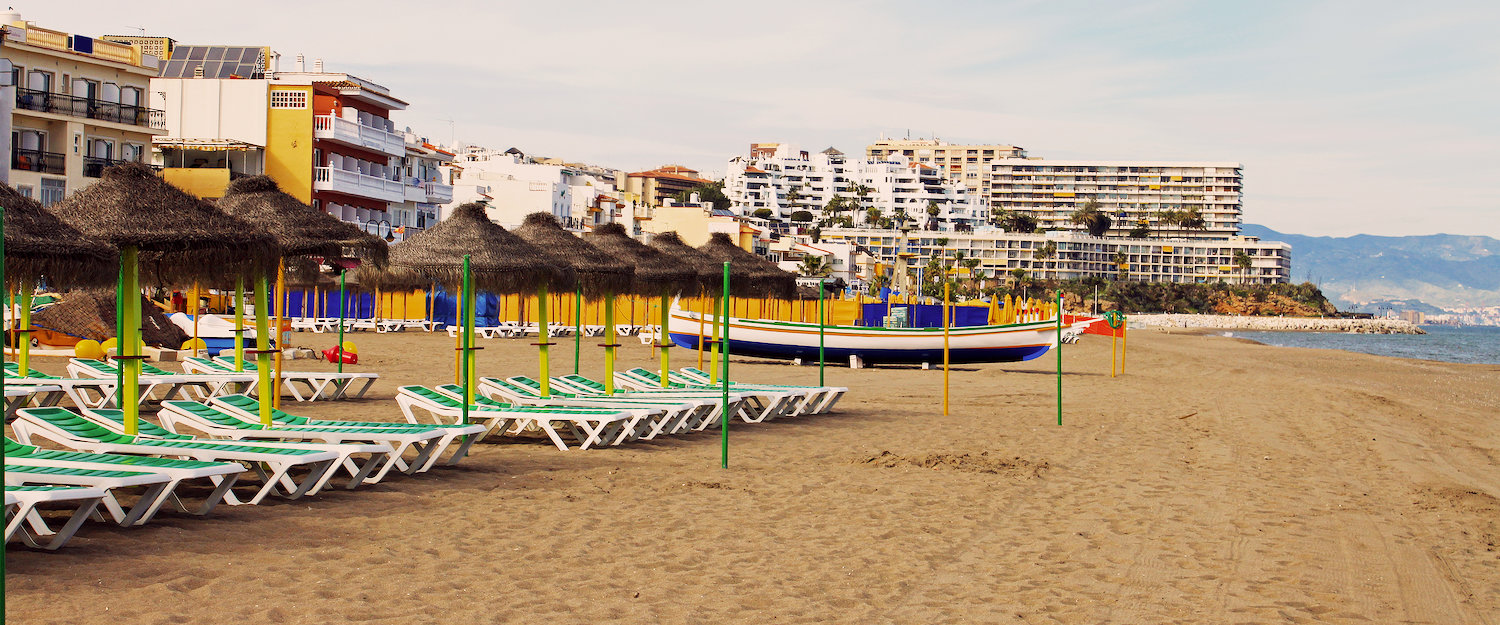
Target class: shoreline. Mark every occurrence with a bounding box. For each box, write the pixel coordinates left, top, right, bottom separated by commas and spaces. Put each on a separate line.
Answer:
1129, 312, 1424, 334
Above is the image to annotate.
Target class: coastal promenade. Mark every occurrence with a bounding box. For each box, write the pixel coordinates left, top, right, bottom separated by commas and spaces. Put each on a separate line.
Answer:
1131, 313, 1425, 334
6, 331, 1495, 623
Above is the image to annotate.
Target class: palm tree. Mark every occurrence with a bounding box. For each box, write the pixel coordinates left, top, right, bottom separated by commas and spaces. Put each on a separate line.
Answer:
866, 206, 882, 228
1001, 212, 1038, 233
1234, 250, 1253, 284
1070, 199, 1112, 237
798, 255, 832, 278
1113, 251, 1129, 281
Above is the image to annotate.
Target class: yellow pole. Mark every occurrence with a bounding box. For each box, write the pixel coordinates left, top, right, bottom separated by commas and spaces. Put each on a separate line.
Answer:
537, 284, 551, 397
943, 279, 950, 416
254, 275, 273, 426
272, 262, 287, 409
696, 296, 706, 370
659, 291, 671, 388
604, 293, 617, 394
191, 282, 201, 352
1121, 323, 1127, 375
121, 246, 141, 435
17, 288, 32, 375
453, 287, 462, 385
708, 292, 721, 383
1111, 327, 1118, 378
233, 278, 245, 371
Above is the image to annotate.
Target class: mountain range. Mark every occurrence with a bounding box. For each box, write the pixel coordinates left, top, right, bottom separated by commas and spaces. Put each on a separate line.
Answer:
1240, 225, 1500, 312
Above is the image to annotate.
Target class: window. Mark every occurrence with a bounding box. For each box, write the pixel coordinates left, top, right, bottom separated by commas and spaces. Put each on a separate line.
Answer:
39, 179, 66, 207
269, 89, 308, 109
13, 184, 33, 198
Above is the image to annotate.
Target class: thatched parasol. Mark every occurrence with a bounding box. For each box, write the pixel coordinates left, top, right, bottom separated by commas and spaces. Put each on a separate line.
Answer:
585, 223, 697, 296
390, 202, 573, 414
50, 162, 281, 285
513, 213, 633, 299
647, 231, 727, 296
586, 223, 700, 387
216, 175, 388, 266
2, 184, 116, 289
388, 203, 571, 293
697, 232, 798, 300
49, 161, 281, 434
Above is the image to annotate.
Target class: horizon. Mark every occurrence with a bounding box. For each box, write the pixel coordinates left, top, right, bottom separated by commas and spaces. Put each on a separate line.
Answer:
21, 0, 1500, 239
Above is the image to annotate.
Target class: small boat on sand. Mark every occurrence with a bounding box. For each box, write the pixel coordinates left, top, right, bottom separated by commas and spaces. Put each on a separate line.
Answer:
666, 306, 1088, 365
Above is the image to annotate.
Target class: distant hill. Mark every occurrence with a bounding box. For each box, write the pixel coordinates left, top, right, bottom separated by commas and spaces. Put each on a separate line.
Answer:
1242, 225, 1500, 311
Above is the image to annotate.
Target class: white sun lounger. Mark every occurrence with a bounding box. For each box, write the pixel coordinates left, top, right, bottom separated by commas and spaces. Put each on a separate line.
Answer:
6, 437, 243, 523
396, 386, 642, 450
5, 485, 107, 550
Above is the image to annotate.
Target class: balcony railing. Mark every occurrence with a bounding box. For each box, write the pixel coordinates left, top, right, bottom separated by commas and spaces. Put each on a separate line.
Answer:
423, 181, 454, 203
313, 166, 406, 203
312, 114, 405, 157
83, 156, 130, 178
11, 147, 67, 175
15, 88, 165, 129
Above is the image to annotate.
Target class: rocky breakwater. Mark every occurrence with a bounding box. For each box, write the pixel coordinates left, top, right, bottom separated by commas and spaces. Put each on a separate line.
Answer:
1131, 314, 1425, 334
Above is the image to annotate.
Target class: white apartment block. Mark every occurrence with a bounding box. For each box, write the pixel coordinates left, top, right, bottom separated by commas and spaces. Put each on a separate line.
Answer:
443, 146, 623, 230
815, 227, 1291, 285
388, 132, 453, 241
865, 137, 1027, 195
722, 143, 983, 229
3, 14, 165, 203
989, 159, 1244, 240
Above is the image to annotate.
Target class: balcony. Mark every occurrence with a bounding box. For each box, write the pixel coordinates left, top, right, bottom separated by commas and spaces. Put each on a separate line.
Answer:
423, 181, 453, 203
312, 114, 405, 157
11, 147, 67, 175
313, 167, 405, 203
83, 156, 132, 178
15, 88, 165, 130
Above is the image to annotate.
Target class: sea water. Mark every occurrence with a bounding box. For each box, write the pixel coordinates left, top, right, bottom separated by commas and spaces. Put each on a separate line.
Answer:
1233, 325, 1500, 365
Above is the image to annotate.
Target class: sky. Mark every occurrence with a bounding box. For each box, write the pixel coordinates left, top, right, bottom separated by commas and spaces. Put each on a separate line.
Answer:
25, 0, 1500, 238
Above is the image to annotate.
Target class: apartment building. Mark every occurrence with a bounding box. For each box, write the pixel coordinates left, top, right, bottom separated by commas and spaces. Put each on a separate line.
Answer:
815, 227, 1291, 285
989, 159, 1244, 239
722, 143, 983, 228
151, 50, 442, 241
3, 13, 165, 204
443, 146, 623, 229
622, 165, 710, 207
865, 137, 1027, 194
388, 133, 453, 241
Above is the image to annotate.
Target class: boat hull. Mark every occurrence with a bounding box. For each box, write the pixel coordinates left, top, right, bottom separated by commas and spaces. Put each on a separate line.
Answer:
667, 308, 1069, 365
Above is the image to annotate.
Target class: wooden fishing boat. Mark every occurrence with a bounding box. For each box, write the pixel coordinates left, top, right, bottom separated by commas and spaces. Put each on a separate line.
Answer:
667, 306, 1088, 365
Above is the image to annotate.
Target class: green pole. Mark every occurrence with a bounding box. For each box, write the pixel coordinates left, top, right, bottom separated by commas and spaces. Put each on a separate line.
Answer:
817, 280, 825, 386
254, 274, 274, 426
17, 288, 33, 376
537, 284, 551, 397
2, 201, 7, 602
336, 271, 346, 374
233, 277, 245, 371
658, 290, 671, 388
573, 282, 582, 375
1056, 289, 1063, 426
720, 261, 730, 469
460, 255, 472, 426
113, 261, 123, 408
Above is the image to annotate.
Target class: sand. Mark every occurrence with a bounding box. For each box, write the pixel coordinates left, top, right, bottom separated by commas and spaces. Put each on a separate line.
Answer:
5, 328, 1499, 624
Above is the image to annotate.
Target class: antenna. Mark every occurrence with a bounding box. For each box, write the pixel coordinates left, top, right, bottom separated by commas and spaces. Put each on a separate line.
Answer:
436, 116, 455, 147
130, 26, 145, 36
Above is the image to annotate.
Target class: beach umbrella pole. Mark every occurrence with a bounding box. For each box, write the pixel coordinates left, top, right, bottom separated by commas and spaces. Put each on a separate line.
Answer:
573, 283, 581, 375
232, 278, 246, 371
537, 284, 551, 397
463, 256, 477, 410
336, 271, 346, 374
254, 275, 273, 425
659, 290, 670, 388
696, 297, 705, 370
818, 281, 825, 385
603, 292, 616, 395
708, 293, 721, 384
17, 287, 33, 375
272, 262, 286, 409
460, 255, 472, 425
720, 261, 730, 469
120, 246, 141, 435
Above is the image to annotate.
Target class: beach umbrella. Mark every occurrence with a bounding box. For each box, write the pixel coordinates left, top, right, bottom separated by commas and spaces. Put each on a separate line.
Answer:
216, 175, 388, 422
648, 231, 733, 377
586, 223, 697, 389
387, 203, 571, 424
49, 162, 280, 435
2, 184, 116, 376
697, 232, 799, 383
513, 213, 633, 396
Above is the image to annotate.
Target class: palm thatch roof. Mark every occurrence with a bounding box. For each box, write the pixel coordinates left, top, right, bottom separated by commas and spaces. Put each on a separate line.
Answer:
216, 175, 388, 267
697, 232, 798, 299
2, 184, 117, 289
512, 212, 633, 299
647, 231, 726, 296
350, 261, 431, 292
31, 289, 188, 347
49, 162, 281, 286
584, 223, 698, 296
387, 202, 572, 294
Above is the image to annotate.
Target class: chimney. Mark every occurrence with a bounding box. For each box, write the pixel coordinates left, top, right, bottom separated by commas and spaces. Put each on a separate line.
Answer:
295, 53, 304, 72
313, 58, 323, 73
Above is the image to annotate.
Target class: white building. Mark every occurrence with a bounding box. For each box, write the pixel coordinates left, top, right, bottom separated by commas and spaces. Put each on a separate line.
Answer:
766, 238, 872, 287
865, 137, 1028, 194
388, 132, 453, 241
814, 227, 1291, 285
443, 146, 623, 229
722, 143, 982, 230
989, 159, 1244, 240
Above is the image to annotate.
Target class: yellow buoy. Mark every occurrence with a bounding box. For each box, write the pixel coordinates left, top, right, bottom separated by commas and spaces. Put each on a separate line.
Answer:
181, 337, 207, 351
75, 339, 106, 360
340, 340, 357, 355
100, 337, 117, 352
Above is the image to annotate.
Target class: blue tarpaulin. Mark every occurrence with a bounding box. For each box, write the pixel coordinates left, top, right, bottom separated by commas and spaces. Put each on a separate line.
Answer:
859, 302, 990, 328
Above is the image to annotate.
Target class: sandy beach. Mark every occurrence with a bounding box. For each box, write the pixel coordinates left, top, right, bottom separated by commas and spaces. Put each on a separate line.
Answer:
5, 328, 1498, 624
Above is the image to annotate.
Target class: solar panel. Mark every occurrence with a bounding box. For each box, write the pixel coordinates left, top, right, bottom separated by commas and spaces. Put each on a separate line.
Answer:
159, 46, 267, 78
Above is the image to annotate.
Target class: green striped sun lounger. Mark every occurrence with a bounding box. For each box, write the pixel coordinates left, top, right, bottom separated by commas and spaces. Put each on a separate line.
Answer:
5, 438, 243, 520
5, 485, 107, 550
